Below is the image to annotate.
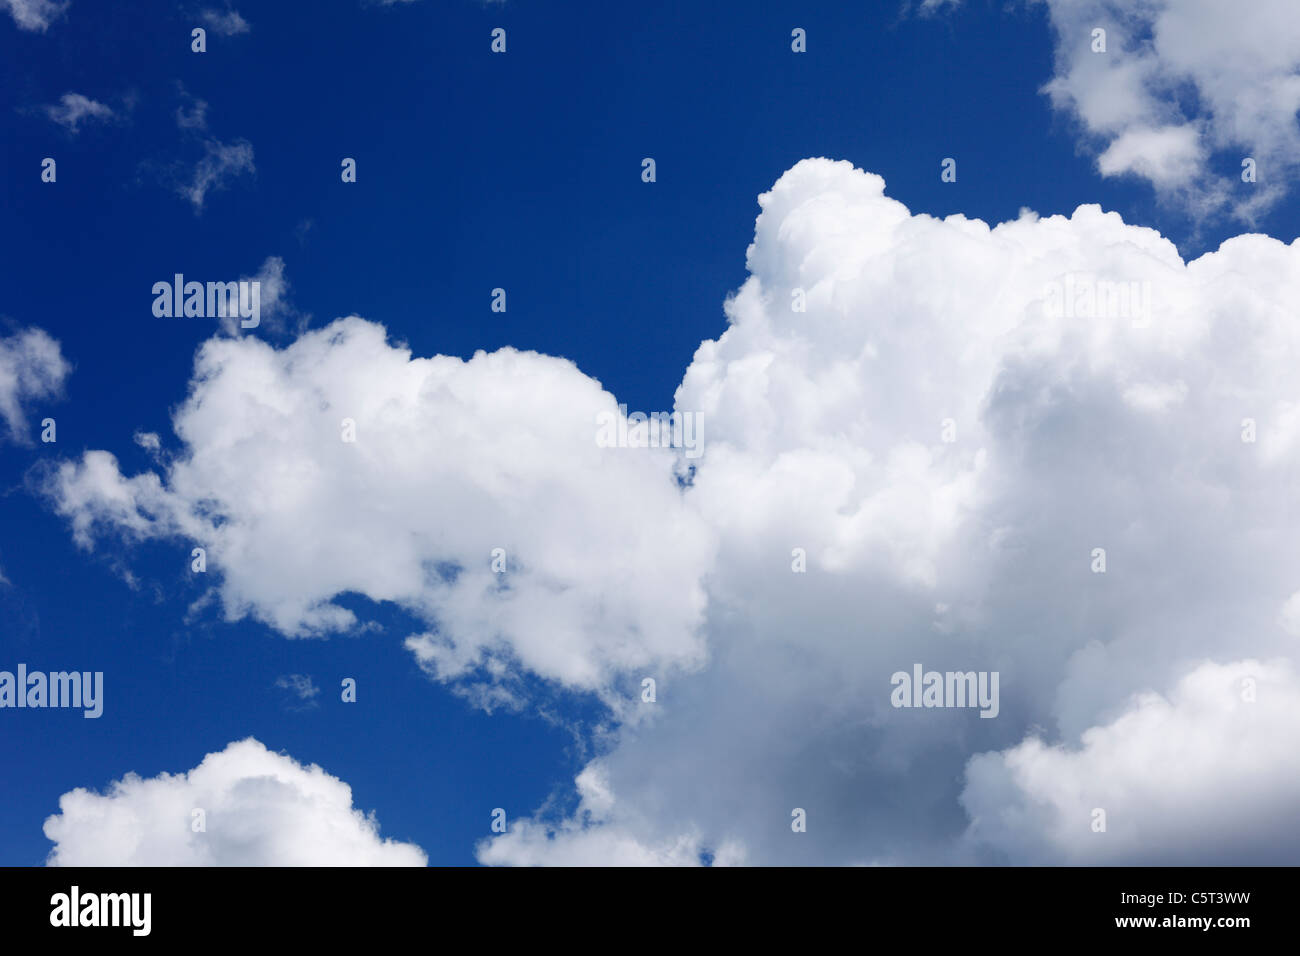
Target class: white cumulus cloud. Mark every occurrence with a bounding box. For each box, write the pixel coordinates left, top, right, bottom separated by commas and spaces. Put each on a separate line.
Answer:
43, 318, 713, 706
43, 738, 426, 866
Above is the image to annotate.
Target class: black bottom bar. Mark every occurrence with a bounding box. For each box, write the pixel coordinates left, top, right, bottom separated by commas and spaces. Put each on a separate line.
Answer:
1, 866, 1285, 943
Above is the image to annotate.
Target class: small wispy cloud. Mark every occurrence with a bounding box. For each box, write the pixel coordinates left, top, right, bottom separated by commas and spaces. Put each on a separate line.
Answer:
154, 86, 255, 213
133, 430, 161, 452
200, 7, 249, 36
2, 0, 69, 32
274, 674, 320, 710
180, 137, 255, 213
0, 326, 70, 444
175, 97, 208, 131
213, 255, 304, 336
42, 93, 113, 133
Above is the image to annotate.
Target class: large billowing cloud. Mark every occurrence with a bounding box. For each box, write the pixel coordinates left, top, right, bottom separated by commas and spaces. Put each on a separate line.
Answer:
473, 158, 1300, 865
1032, 0, 1300, 218
45, 158, 1300, 864
43, 738, 426, 866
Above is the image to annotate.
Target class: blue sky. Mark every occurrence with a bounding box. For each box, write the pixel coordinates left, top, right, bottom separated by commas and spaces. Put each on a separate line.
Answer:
4, 0, 1300, 867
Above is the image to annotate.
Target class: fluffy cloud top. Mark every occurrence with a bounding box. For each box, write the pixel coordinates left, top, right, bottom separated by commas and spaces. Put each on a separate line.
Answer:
0, 327, 70, 443
46, 158, 1300, 864
43, 738, 426, 866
